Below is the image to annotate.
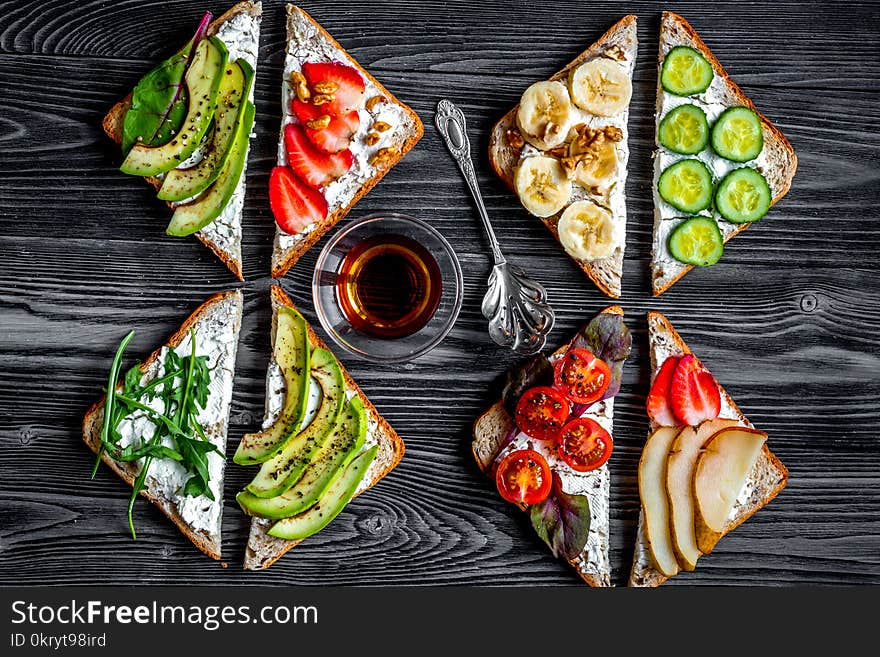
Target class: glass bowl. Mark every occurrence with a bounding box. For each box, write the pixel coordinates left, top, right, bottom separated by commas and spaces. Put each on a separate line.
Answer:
312, 212, 463, 363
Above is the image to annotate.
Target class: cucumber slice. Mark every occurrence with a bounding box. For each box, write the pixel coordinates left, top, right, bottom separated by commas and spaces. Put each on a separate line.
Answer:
668, 216, 724, 266
661, 46, 714, 96
715, 167, 771, 223
711, 107, 764, 162
659, 104, 709, 155
658, 159, 714, 213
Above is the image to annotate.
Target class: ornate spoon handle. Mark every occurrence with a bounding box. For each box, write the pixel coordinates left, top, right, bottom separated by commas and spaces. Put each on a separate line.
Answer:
435, 99, 505, 265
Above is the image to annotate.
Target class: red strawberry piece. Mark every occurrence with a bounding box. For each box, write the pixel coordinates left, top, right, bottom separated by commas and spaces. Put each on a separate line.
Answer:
302, 61, 365, 115
268, 165, 327, 235
284, 123, 353, 189
646, 355, 681, 426
669, 354, 721, 426
292, 99, 360, 154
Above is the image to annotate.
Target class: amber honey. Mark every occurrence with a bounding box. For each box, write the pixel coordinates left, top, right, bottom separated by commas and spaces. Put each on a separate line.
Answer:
335, 234, 443, 339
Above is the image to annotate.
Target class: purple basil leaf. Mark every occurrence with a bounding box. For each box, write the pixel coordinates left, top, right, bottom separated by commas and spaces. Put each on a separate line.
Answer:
529, 473, 591, 561
501, 352, 553, 416
121, 12, 212, 152
570, 313, 632, 401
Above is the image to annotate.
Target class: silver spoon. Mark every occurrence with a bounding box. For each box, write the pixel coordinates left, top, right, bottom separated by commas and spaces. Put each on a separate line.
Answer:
435, 99, 555, 355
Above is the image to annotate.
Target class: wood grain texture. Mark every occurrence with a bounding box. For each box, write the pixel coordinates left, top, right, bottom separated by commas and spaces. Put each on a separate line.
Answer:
0, 0, 878, 586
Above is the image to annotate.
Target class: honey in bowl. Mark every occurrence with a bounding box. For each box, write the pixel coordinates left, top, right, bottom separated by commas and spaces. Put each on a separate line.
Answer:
335, 234, 443, 339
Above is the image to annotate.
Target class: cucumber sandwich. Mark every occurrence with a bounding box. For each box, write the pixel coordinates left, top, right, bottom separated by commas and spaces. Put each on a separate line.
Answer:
651, 12, 798, 296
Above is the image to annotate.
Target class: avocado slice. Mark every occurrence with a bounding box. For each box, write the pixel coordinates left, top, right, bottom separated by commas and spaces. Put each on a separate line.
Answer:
267, 445, 378, 540
246, 348, 345, 499
164, 100, 254, 236
121, 37, 228, 177
234, 308, 311, 466
158, 59, 255, 202
237, 397, 368, 519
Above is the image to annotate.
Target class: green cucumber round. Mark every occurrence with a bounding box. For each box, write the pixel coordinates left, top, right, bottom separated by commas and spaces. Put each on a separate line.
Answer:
667, 216, 724, 266
661, 46, 714, 96
715, 167, 771, 223
657, 159, 714, 213
711, 107, 764, 162
658, 104, 710, 155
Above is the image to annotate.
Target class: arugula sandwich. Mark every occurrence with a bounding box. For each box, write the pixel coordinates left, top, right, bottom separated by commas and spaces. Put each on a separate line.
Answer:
82, 291, 243, 559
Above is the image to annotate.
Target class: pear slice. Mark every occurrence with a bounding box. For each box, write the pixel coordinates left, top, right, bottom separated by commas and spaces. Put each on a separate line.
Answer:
639, 426, 683, 577
666, 418, 738, 570
694, 427, 768, 554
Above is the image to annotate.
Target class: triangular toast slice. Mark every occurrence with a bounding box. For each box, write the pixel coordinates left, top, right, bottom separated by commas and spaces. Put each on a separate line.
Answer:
473, 306, 625, 587
651, 12, 797, 296
242, 285, 405, 569
82, 290, 244, 559
629, 311, 789, 586
488, 16, 637, 298
270, 4, 424, 278
103, 1, 263, 281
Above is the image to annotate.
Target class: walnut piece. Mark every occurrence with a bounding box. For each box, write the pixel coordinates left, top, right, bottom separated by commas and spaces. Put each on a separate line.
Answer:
604, 45, 626, 61
312, 94, 334, 106
374, 121, 392, 132
306, 115, 332, 130
365, 132, 381, 146
505, 129, 525, 149
290, 70, 310, 102
369, 146, 399, 168
313, 81, 339, 94
365, 95, 386, 112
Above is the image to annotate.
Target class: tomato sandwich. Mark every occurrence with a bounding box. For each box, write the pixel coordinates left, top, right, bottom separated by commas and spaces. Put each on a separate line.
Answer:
473, 307, 632, 587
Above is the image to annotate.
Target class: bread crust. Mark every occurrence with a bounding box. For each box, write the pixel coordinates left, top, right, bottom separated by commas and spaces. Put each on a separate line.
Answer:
242, 284, 406, 569
471, 305, 624, 587
651, 12, 798, 296
101, 1, 263, 282
487, 17, 637, 298
270, 5, 425, 279
628, 311, 789, 586
81, 290, 244, 560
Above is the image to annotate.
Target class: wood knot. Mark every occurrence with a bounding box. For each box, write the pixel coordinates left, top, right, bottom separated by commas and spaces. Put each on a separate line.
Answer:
18, 427, 34, 445
800, 294, 818, 313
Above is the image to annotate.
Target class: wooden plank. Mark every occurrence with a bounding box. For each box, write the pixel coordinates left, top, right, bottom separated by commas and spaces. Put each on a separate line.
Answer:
0, 0, 878, 586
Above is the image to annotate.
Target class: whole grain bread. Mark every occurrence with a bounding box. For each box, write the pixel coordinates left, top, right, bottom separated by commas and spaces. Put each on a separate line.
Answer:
488, 17, 637, 299
242, 284, 406, 569
270, 5, 424, 279
472, 305, 624, 587
628, 311, 789, 586
102, 1, 263, 281
651, 12, 798, 296
82, 290, 244, 560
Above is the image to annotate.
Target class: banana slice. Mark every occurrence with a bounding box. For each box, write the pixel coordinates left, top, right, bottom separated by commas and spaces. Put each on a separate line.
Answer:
517, 81, 573, 150
557, 201, 619, 261
515, 156, 572, 217
568, 58, 632, 117
570, 137, 619, 189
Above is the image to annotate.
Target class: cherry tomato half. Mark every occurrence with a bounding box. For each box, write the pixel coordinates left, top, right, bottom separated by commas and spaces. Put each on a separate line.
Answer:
515, 386, 571, 441
553, 348, 612, 406
556, 417, 613, 472
495, 449, 552, 505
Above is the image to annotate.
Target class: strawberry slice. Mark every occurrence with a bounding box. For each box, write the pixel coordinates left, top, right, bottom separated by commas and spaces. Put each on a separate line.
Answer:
268, 166, 327, 235
302, 61, 365, 115
669, 354, 721, 426
292, 99, 360, 154
646, 356, 681, 426
284, 123, 353, 189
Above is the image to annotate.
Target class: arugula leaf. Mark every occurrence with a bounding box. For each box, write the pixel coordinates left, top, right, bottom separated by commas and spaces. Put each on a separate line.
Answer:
570, 313, 632, 401
121, 12, 212, 153
529, 473, 592, 561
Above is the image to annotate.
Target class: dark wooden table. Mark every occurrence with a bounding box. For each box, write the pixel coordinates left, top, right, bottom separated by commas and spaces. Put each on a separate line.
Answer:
1, 0, 878, 587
